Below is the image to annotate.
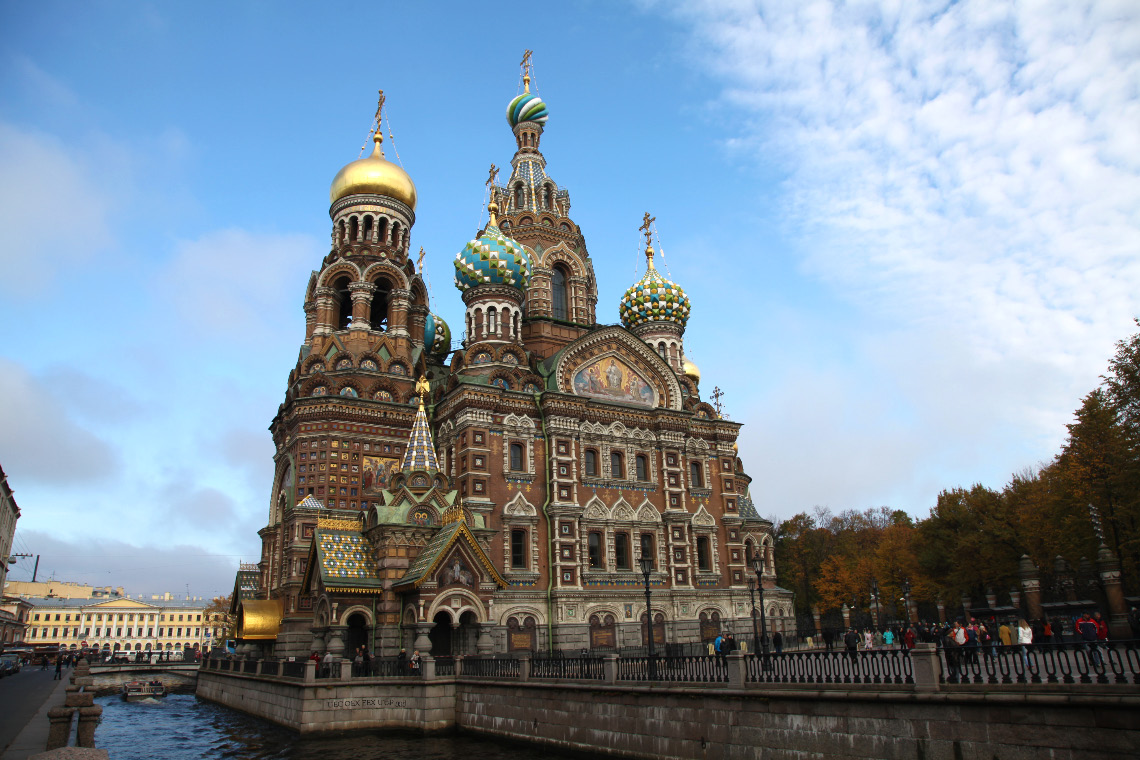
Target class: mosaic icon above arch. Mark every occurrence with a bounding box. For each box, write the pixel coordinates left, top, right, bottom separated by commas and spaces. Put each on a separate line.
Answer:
571, 355, 656, 407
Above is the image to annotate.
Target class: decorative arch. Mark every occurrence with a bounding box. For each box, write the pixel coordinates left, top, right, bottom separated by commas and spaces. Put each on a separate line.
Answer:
553, 326, 682, 411
426, 587, 485, 624
318, 261, 364, 289
583, 496, 610, 521
611, 498, 635, 522
692, 506, 716, 527
361, 260, 409, 290
504, 491, 537, 517
635, 500, 660, 523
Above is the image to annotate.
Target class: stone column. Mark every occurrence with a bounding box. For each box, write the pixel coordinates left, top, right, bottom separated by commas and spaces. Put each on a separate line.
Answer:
46, 707, 75, 750
339, 659, 352, 680
304, 660, 316, 682
413, 623, 433, 654
325, 625, 347, 658
310, 627, 327, 655
349, 283, 374, 331
1019, 555, 1044, 622
1009, 587, 1021, 612
726, 650, 747, 688
77, 705, 103, 747
421, 655, 436, 680
476, 623, 495, 654
518, 653, 531, 682
387, 289, 411, 338
910, 642, 941, 692
603, 653, 618, 684
985, 589, 997, 610
1096, 543, 1131, 639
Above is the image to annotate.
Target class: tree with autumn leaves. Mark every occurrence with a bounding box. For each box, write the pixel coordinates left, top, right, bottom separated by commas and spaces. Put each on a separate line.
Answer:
775, 321, 1140, 619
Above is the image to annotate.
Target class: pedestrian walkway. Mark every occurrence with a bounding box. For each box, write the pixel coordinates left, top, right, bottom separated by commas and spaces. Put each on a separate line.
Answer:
1, 673, 72, 760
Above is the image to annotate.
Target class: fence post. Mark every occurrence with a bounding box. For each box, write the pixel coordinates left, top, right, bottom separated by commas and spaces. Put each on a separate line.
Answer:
519, 653, 531, 682
422, 655, 436, 681
603, 653, 618, 685
304, 660, 316, 683
339, 658, 352, 680
727, 651, 747, 687
910, 643, 941, 692
255, 660, 264, 676
455, 654, 464, 678
46, 707, 75, 750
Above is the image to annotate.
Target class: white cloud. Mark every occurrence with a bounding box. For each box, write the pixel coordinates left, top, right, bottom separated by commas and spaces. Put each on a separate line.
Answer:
662, 0, 1140, 514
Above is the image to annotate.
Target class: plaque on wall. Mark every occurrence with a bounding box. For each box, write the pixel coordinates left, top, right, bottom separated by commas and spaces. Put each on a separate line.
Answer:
590, 628, 616, 649
509, 631, 535, 651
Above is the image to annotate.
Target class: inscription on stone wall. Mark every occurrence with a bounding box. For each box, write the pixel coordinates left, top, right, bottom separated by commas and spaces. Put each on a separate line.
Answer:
325, 697, 408, 709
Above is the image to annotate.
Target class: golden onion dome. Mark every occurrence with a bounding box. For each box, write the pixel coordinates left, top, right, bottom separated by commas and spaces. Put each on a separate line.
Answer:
329, 132, 417, 209
682, 356, 701, 384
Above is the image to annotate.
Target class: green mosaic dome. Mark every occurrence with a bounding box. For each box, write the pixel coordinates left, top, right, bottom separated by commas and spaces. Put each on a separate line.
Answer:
619, 257, 691, 330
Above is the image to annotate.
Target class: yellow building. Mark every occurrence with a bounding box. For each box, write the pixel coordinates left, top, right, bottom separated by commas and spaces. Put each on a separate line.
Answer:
24, 597, 220, 655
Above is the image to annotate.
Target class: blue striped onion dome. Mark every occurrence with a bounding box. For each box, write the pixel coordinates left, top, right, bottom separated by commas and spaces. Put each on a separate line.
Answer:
424, 312, 451, 357
454, 222, 532, 292
507, 92, 549, 127
619, 262, 691, 329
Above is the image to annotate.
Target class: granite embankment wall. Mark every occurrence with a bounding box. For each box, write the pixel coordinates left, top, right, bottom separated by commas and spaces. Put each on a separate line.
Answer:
456, 681, 1140, 760
198, 670, 1140, 759
196, 671, 455, 733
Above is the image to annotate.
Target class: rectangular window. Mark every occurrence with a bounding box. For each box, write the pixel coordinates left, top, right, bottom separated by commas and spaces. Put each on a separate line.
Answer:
588, 532, 603, 569
635, 454, 648, 481
615, 532, 630, 570
509, 443, 525, 471
611, 451, 624, 479
584, 450, 598, 477
510, 529, 527, 568
697, 536, 711, 571
690, 461, 703, 488
640, 533, 655, 568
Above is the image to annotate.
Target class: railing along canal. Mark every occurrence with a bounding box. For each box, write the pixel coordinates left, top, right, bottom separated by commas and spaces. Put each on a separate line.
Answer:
460, 656, 519, 679
618, 654, 728, 683
747, 649, 913, 685
531, 655, 605, 680
938, 641, 1140, 686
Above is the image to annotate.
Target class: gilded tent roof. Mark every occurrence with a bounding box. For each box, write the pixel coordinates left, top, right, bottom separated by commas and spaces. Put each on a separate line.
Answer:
237, 599, 282, 640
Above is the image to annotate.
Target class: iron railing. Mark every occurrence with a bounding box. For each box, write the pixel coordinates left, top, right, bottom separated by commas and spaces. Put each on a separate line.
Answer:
280, 661, 306, 679
938, 641, 1140, 686
747, 649, 913, 685
618, 654, 728, 683
531, 656, 605, 680
460, 656, 518, 678
260, 661, 279, 676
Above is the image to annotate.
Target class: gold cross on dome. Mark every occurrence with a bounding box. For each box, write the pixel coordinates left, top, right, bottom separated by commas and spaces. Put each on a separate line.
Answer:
711, 386, 725, 417
417, 247, 426, 272
520, 50, 534, 92
640, 212, 655, 249
374, 89, 386, 131
486, 163, 499, 190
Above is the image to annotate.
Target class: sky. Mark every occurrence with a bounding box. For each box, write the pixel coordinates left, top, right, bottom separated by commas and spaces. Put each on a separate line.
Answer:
1, 1, 1137, 599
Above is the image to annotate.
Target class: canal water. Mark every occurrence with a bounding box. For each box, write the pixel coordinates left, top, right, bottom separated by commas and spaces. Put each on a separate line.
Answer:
94, 694, 585, 760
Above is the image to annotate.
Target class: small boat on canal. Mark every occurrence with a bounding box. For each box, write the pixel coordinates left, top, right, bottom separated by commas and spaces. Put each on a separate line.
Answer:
121, 680, 166, 701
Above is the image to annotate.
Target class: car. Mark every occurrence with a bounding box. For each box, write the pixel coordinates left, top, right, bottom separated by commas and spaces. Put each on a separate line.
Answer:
0, 655, 21, 677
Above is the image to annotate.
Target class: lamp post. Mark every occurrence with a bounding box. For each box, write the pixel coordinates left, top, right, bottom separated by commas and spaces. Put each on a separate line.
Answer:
639, 552, 656, 679
871, 578, 880, 629
747, 577, 760, 653
902, 578, 912, 624
750, 548, 768, 654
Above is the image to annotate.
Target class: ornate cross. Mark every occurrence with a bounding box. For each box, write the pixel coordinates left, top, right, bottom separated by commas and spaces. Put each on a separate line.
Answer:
486, 163, 499, 190
639, 212, 656, 249
374, 89, 386, 131
416, 246, 426, 272
711, 386, 725, 417
520, 50, 534, 91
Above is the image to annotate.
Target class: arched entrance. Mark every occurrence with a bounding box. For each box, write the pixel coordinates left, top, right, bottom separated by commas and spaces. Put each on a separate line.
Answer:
345, 612, 370, 655
455, 610, 480, 655
429, 611, 453, 655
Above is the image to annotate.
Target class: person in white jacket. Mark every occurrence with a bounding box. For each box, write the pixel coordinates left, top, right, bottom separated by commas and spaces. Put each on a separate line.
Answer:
1017, 619, 1033, 668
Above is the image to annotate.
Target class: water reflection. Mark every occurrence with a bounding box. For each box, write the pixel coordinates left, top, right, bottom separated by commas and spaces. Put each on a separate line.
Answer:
94, 694, 580, 760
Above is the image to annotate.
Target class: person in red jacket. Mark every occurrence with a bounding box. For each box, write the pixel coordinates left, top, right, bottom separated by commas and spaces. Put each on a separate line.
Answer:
1093, 612, 1109, 641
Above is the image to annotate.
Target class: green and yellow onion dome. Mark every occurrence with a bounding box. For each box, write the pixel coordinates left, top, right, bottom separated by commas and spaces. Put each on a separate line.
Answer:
329, 132, 417, 209
423, 312, 451, 358
619, 253, 691, 330
454, 217, 532, 292
507, 92, 549, 127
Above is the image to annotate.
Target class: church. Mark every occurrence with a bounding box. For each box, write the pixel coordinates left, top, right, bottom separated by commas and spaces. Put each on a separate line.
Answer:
243, 58, 794, 658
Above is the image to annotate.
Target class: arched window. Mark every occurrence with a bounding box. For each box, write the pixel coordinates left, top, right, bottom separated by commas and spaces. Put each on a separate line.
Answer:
551, 266, 569, 320
337, 220, 347, 245
509, 443, 525, 471
610, 451, 624, 479
333, 276, 352, 329
584, 449, 598, 477
487, 306, 498, 336
362, 215, 373, 242
349, 216, 359, 242
370, 279, 391, 330
377, 217, 388, 244
635, 454, 648, 481
514, 184, 524, 209
657, 342, 667, 361
690, 461, 703, 488
390, 221, 401, 247
544, 185, 553, 209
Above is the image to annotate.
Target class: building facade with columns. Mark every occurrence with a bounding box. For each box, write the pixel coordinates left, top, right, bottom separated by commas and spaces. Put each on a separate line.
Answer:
251, 65, 794, 658
22, 597, 219, 654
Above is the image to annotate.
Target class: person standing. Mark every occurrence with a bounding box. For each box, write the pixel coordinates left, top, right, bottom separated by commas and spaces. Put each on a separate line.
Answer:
53, 656, 62, 681
773, 631, 783, 653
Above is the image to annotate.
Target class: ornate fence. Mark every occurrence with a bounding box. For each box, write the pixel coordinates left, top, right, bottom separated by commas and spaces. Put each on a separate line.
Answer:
531, 655, 605, 681
938, 642, 1140, 686
260, 661, 279, 676
747, 649, 913, 685
618, 654, 728, 683
460, 656, 519, 679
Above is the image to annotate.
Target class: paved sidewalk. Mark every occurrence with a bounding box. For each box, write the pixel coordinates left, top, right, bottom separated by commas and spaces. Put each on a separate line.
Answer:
1, 675, 72, 760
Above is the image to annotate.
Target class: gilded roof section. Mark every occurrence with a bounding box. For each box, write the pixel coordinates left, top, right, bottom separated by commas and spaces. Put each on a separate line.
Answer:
315, 529, 383, 590
238, 599, 282, 640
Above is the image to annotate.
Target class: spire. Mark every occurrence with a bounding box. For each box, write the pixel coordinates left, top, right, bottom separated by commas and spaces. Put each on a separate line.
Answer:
401, 376, 439, 473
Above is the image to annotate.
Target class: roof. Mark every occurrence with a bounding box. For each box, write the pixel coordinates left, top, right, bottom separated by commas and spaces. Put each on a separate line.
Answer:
394, 517, 506, 592
309, 527, 384, 594
400, 399, 440, 473
21, 597, 210, 610
237, 599, 282, 640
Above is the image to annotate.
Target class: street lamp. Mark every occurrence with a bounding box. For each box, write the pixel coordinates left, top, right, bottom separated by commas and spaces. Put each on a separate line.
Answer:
871, 578, 880, 629
747, 577, 760, 653
902, 578, 912, 624
638, 551, 656, 679
750, 548, 768, 654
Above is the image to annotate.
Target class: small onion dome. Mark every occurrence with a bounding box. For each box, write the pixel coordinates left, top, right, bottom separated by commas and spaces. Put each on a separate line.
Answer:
732, 441, 739, 453
454, 207, 532, 291
507, 92, 549, 127
329, 132, 417, 209
424, 312, 451, 358
682, 357, 700, 384
619, 247, 691, 329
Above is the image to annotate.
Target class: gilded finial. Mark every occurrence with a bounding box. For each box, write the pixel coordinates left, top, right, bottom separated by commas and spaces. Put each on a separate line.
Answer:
639, 212, 656, 269
520, 50, 534, 93
415, 375, 430, 410
416, 246, 426, 273
370, 89, 386, 157
486, 163, 501, 226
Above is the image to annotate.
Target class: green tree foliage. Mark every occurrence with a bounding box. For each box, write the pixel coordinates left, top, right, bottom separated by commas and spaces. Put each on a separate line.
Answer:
773, 322, 1140, 615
